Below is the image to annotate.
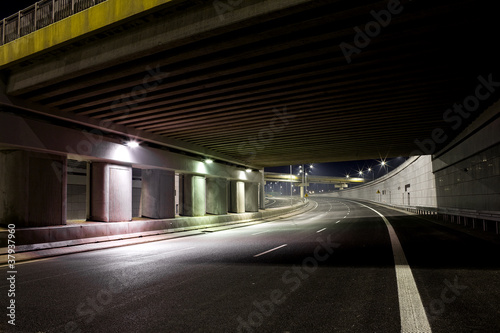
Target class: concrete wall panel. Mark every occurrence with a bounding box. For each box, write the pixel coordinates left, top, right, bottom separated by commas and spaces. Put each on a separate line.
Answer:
206, 178, 228, 215
245, 182, 259, 212
0, 150, 67, 227
141, 169, 175, 219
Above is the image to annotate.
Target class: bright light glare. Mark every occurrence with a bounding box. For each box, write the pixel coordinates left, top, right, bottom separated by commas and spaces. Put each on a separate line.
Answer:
368, 168, 372, 172
126, 141, 139, 148
381, 161, 386, 166
246, 168, 252, 173
205, 159, 214, 164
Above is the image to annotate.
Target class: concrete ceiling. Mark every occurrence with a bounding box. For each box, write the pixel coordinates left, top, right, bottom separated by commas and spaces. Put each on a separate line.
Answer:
2, 0, 500, 167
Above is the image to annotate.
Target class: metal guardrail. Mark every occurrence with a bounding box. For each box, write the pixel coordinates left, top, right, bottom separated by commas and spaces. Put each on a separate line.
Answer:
400, 205, 500, 235
1, 0, 107, 46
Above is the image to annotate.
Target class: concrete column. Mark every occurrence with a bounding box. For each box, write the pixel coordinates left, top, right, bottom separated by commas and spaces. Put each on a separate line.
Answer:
229, 180, 245, 213
206, 177, 228, 215
181, 174, 206, 216
0, 150, 67, 227
245, 182, 259, 212
141, 169, 175, 219
91, 162, 132, 222
259, 170, 266, 210
175, 174, 180, 215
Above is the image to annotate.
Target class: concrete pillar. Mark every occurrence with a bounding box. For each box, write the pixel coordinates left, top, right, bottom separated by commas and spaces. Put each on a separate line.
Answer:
91, 162, 132, 222
245, 182, 259, 212
206, 177, 228, 215
229, 180, 245, 213
141, 169, 175, 219
259, 170, 266, 210
175, 174, 180, 215
181, 174, 206, 216
0, 150, 67, 227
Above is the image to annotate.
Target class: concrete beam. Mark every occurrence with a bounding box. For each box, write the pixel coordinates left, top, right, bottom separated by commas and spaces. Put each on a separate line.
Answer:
3, 0, 312, 95
0, 112, 261, 181
0, 89, 256, 169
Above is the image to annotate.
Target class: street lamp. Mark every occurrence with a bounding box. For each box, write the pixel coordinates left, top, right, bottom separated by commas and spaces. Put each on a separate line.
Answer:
367, 167, 374, 180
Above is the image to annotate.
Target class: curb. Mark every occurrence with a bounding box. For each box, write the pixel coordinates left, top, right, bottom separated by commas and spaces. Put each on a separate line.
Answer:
0, 200, 315, 265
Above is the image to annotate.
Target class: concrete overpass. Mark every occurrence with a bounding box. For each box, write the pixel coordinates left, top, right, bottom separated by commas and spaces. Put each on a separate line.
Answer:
0, 0, 499, 234
1, 0, 499, 166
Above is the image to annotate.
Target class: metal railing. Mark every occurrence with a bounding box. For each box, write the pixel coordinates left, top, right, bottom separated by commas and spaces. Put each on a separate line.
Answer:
1, 0, 107, 46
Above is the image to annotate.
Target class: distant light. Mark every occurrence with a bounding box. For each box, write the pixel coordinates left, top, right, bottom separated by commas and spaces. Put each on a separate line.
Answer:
381, 161, 386, 166
359, 171, 363, 176
368, 168, 372, 172
126, 141, 139, 148
310, 164, 313, 168
346, 175, 350, 178
205, 158, 214, 164
246, 168, 252, 173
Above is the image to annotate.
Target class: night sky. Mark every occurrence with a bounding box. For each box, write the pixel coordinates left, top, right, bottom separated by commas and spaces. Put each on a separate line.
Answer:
265, 157, 409, 179
1, 1, 38, 19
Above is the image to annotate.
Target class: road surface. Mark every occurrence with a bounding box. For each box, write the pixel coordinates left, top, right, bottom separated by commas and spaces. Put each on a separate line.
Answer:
1, 196, 499, 332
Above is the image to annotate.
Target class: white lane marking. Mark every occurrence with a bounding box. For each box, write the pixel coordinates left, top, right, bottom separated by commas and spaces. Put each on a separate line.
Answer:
253, 244, 287, 257
354, 201, 431, 333
335, 220, 340, 223
251, 231, 268, 235
343, 216, 347, 218
316, 228, 326, 233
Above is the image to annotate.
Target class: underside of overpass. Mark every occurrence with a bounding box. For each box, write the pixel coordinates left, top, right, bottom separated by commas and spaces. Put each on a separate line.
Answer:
1, 0, 499, 168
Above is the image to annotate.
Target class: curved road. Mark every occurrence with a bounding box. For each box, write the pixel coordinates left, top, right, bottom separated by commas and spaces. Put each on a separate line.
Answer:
1, 196, 499, 332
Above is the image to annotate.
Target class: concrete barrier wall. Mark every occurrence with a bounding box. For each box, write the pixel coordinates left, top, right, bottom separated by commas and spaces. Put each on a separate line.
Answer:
334, 156, 437, 208
335, 110, 500, 215
432, 116, 500, 212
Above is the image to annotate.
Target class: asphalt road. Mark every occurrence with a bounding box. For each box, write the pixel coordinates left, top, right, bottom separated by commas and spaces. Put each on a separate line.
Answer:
1, 196, 499, 332
264, 196, 302, 208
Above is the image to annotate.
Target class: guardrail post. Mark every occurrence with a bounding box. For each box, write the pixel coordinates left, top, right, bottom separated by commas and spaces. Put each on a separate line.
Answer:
34, 3, 38, 31
52, 0, 55, 23
17, 12, 21, 40
1, 19, 4, 45
72, 0, 75, 14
